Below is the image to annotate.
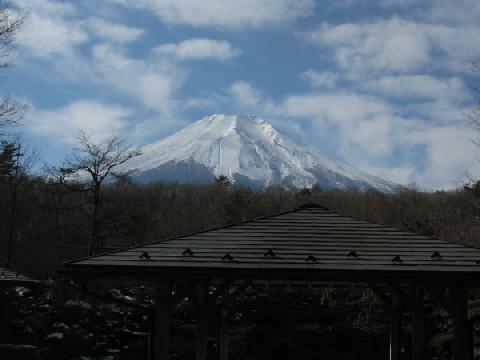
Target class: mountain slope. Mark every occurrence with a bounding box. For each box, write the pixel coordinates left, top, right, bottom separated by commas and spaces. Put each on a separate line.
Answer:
124, 114, 398, 192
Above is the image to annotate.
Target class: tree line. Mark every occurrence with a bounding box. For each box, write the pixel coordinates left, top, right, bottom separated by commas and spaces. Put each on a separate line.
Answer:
2, 134, 480, 265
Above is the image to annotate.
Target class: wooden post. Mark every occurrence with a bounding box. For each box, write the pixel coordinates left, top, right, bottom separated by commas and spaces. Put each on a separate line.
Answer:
148, 308, 155, 360
390, 293, 401, 360
452, 285, 468, 360
196, 280, 208, 360
412, 285, 425, 360
154, 278, 171, 360
218, 303, 229, 360
468, 317, 474, 360
0, 300, 8, 343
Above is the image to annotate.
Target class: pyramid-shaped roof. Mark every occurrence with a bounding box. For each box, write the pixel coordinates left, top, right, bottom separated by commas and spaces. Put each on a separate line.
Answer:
66, 204, 480, 280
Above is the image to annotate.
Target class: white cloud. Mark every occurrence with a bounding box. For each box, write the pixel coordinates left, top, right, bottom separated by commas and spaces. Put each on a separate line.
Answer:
182, 97, 219, 110
307, 18, 480, 73
362, 165, 416, 185
281, 92, 398, 157
131, 115, 190, 143
407, 100, 468, 125
224, 79, 480, 188
26, 100, 132, 144
281, 92, 480, 188
308, 19, 431, 72
364, 75, 469, 101
14, 1, 144, 59
229, 81, 263, 109
12, 0, 76, 17
412, 125, 479, 189
15, 6, 88, 58
281, 92, 392, 127
86, 17, 144, 44
14, 0, 189, 122
91, 44, 186, 114
426, 0, 480, 25
302, 70, 338, 88
154, 38, 240, 61
109, 0, 314, 29
335, 0, 480, 26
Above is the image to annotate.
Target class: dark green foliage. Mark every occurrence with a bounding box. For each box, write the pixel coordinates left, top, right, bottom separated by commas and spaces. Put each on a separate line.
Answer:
464, 179, 480, 198
215, 175, 232, 187
3, 178, 480, 253
0, 139, 38, 264
0, 140, 18, 179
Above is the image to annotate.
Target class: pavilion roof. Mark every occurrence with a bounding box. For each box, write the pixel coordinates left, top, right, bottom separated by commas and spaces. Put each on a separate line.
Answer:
0, 267, 42, 287
66, 204, 480, 281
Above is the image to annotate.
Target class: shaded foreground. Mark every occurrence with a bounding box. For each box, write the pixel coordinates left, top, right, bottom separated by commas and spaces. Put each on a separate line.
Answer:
6, 279, 479, 360
3, 183, 480, 358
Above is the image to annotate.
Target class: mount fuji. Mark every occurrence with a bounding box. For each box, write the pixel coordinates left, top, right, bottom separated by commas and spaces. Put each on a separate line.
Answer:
123, 114, 398, 192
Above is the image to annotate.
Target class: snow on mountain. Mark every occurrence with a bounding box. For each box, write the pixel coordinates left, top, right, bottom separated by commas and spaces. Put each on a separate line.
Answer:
124, 114, 398, 192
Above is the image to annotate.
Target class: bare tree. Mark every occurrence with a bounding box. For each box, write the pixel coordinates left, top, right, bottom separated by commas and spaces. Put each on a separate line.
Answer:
466, 61, 480, 137
464, 60, 480, 199
0, 2, 25, 131
54, 132, 141, 255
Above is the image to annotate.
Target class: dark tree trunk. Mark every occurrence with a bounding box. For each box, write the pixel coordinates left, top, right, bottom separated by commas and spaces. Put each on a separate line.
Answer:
90, 184, 101, 256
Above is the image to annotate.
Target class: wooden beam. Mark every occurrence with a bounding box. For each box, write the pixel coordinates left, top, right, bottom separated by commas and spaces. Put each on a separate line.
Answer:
452, 285, 468, 360
0, 299, 8, 343
390, 293, 401, 360
218, 303, 229, 360
154, 277, 171, 360
147, 308, 154, 360
412, 285, 425, 360
195, 279, 208, 360
418, 281, 453, 316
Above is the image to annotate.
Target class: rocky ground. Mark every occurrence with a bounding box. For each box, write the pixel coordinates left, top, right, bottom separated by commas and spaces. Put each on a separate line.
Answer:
1, 281, 472, 360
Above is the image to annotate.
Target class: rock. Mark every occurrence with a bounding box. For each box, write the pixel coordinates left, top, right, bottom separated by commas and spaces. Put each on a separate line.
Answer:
52, 322, 70, 332
0, 344, 41, 360
65, 300, 92, 310
45, 332, 65, 340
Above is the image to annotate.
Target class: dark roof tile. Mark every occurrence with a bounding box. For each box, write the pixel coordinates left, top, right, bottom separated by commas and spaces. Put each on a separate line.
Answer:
66, 205, 480, 275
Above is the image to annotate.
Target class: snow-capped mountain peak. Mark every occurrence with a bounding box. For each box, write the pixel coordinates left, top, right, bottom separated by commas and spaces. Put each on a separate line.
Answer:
124, 114, 398, 192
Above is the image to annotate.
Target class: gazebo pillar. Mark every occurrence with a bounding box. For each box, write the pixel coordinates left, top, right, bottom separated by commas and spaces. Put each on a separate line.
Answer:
412, 285, 425, 360
195, 280, 208, 360
218, 303, 229, 360
452, 285, 468, 360
0, 299, 8, 343
154, 277, 171, 360
390, 293, 401, 360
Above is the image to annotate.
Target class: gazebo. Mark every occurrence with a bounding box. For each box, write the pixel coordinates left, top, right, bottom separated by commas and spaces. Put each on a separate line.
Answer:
66, 204, 480, 360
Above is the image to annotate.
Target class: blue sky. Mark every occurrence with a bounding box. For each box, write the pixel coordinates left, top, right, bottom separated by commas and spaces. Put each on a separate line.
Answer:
5, 0, 480, 189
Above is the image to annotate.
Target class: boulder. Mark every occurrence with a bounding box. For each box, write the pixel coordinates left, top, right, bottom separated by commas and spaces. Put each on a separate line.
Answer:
0, 344, 41, 360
